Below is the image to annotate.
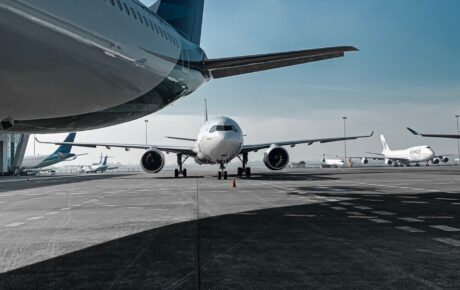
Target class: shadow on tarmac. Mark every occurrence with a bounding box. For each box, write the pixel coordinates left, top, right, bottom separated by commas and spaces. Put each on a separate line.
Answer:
1, 190, 460, 289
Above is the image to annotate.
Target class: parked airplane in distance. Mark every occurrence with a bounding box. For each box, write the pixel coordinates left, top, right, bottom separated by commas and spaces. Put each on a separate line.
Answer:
320, 155, 345, 168
348, 135, 449, 167
37, 104, 373, 180
0, 0, 357, 133
21, 133, 85, 174
80, 155, 119, 174
407, 128, 460, 139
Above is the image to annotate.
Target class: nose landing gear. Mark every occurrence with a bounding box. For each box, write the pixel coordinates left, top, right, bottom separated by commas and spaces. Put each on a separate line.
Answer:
174, 153, 188, 178
237, 152, 251, 178
218, 160, 228, 180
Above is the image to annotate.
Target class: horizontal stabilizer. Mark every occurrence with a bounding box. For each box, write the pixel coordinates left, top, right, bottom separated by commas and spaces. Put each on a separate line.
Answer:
205, 46, 358, 79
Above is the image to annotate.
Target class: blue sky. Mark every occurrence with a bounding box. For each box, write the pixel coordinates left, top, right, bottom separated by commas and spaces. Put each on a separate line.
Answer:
28, 1, 460, 165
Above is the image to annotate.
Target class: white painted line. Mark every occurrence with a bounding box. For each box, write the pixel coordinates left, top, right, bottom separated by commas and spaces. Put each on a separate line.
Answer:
433, 238, 460, 247
430, 225, 460, 232
436, 198, 458, 201
5, 222, 25, 227
373, 211, 395, 216
330, 207, 347, 211
398, 217, 424, 223
45, 212, 59, 215
27, 216, 43, 220
395, 226, 425, 233
369, 218, 392, 224
402, 201, 427, 204
354, 206, 372, 210
284, 214, 315, 217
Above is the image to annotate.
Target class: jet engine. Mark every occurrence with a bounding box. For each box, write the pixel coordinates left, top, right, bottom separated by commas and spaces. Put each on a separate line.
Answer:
264, 147, 289, 170
140, 149, 165, 173
385, 159, 393, 166
361, 158, 369, 165
440, 156, 449, 163
432, 158, 440, 165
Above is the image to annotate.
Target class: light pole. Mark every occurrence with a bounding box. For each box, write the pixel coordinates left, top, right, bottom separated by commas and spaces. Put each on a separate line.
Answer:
33, 134, 36, 156
342, 116, 347, 163
456, 115, 460, 166
144, 119, 149, 145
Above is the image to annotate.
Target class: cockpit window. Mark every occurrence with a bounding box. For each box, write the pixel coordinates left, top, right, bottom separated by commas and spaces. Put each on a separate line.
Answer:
209, 125, 238, 133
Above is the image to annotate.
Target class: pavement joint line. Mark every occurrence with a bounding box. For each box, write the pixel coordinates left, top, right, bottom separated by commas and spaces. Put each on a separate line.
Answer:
429, 225, 460, 232
395, 226, 425, 233
5, 222, 25, 227
433, 237, 460, 247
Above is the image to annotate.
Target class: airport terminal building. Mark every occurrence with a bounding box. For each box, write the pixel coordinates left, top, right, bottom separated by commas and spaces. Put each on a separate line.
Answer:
0, 133, 28, 175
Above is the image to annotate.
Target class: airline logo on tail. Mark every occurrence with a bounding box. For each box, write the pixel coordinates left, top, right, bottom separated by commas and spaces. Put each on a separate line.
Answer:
380, 135, 390, 152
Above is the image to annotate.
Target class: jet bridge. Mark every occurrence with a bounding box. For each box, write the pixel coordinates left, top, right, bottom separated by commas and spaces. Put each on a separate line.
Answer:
0, 133, 29, 176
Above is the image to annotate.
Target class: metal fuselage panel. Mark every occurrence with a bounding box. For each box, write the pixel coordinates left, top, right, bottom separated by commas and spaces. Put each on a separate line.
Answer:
384, 146, 435, 163
0, 0, 207, 132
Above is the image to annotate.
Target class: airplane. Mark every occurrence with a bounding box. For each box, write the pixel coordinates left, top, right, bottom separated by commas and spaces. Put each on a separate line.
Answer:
0, 0, 357, 133
37, 103, 373, 180
21, 133, 85, 174
346, 135, 448, 167
320, 155, 345, 168
80, 155, 119, 174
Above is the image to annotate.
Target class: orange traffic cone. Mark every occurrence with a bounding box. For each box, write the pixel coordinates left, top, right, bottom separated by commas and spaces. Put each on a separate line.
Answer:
232, 178, 237, 188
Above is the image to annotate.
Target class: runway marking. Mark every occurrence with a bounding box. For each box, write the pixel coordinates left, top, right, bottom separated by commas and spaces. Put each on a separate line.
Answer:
373, 211, 395, 216
419, 216, 453, 219
330, 207, 347, 211
369, 218, 392, 223
436, 198, 458, 201
402, 201, 427, 204
430, 225, 460, 232
27, 216, 44, 220
339, 202, 354, 206
395, 226, 425, 233
284, 214, 315, 217
45, 211, 59, 215
5, 222, 25, 227
433, 238, 460, 247
354, 206, 372, 210
347, 211, 364, 216
398, 217, 424, 223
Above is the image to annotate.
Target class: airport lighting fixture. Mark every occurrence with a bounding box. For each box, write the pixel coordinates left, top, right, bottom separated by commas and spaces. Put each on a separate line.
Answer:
342, 117, 348, 162
456, 114, 460, 165
144, 120, 149, 145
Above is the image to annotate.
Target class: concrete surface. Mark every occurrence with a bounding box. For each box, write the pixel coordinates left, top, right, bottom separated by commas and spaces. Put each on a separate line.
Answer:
0, 167, 459, 289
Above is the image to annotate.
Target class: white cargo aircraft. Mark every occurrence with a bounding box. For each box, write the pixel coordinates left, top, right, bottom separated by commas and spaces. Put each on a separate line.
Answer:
0, 0, 357, 133
37, 110, 373, 180
320, 155, 345, 168
349, 135, 448, 167
80, 155, 119, 174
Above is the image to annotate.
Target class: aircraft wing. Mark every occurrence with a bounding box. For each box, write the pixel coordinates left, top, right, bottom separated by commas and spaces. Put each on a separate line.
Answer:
205, 46, 358, 79
337, 155, 385, 161
240, 131, 373, 153
35, 138, 197, 156
407, 127, 460, 139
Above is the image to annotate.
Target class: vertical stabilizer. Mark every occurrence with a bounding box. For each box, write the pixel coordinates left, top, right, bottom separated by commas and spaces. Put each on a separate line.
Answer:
102, 156, 108, 166
53, 133, 76, 155
380, 135, 390, 152
204, 99, 208, 122
151, 0, 205, 45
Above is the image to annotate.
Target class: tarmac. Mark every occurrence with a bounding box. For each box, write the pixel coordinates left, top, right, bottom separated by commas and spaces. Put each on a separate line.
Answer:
0, 167, 459, 289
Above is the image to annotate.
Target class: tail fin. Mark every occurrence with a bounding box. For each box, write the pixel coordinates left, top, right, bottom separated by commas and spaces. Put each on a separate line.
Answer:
380, 135, 390, 151
53, 133, 76, 155
204, 99, 208, 122
103, 156, 108, 166
152, 0, 205, 45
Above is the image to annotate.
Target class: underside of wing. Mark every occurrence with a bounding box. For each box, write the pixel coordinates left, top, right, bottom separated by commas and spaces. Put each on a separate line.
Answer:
205, 46, 358, 79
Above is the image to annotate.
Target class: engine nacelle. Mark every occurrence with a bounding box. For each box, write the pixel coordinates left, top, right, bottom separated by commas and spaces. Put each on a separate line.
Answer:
140, 149, 165, 173
440, 156, 449, 163
263, 146, 289, 170
385, 159, 393, 166
432, 158, 440, 165
361, 158, 369, 165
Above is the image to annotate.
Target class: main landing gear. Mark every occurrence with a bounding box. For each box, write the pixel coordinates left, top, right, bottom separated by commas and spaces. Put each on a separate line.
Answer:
237, 152, 251, 178
174, 153, 188, 178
